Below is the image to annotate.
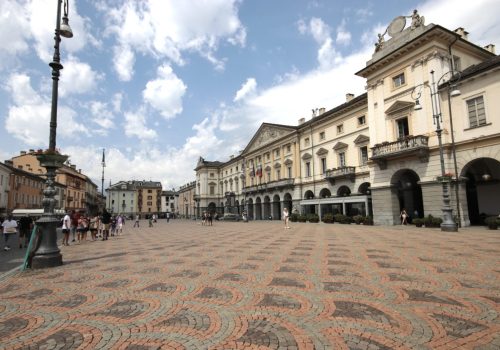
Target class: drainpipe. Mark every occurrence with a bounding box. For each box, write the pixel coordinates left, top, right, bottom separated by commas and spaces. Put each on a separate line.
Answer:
448, 36, 461, 227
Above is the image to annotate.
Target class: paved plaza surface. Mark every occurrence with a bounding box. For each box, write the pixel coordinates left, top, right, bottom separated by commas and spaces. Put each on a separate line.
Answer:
0, 220, 499, 349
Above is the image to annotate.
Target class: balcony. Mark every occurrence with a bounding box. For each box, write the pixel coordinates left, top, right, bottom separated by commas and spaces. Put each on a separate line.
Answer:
325, 166, 355, 185
370, 135, 429, 169
193, 194, 200, 201
243, 178, 294, 194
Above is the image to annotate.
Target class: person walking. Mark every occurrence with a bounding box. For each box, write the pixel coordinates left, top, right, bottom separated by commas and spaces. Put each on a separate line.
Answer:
101, 209, 111, 240
400, 209, 408, 225
61, 211, 71, 246
283, 207, 290, 229
166, 212, 170, 223
89, 215, 98, 241
2, 214, 18, 251
134, 214, 140, 228
18, 215, 33, 248
117, 215, 123, 235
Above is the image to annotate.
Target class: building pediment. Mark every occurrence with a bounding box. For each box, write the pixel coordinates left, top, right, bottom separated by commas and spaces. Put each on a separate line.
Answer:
274, 162, 281, 168
284, 158, 293, 165
333, 142, 348, 151
302, 153, 312, 160
242, 123, 297, 155
316, 147, 329, 155
353, 134, 370, 144
385, 100, 415, 115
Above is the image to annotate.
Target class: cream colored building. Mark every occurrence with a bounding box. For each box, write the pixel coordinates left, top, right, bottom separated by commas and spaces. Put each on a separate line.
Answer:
195, 12, 500, 226
106, 180, 162, 217
178, 181, 196, 218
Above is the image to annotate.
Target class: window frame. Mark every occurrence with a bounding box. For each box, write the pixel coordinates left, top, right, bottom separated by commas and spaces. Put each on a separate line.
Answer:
392, 72, 406, 89
336, 124, 344, 135
466, 95, 487, 128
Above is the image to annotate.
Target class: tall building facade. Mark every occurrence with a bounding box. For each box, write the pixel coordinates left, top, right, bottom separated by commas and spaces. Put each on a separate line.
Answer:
195, 13, 500, 226
178, 181, 196, 218
106, 180, 162, 217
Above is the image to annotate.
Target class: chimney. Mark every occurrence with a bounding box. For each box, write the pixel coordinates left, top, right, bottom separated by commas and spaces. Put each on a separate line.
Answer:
346, 93, 355, 102
319, 107, 326, 115
298, 117, 305, 125
78, 169, 81, 173
20, 151, 26, 155
29, 149, 34, 153
5, 160, 13, 166
70, 164, 76, 169
484, 44, 496, 54
454, 27, 469, 40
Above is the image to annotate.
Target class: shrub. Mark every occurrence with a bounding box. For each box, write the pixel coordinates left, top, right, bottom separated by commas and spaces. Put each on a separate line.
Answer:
485, 216, 499, 229
432, 217, 443, 227
413, 218, 424, 227
322, 213, 334, 223
307, 213, 320, 223
363, 216, 374, 225
297, 215, 307, 222
334, 214, 346, 223
353, 215, 364, 224
290, 213, 299, 222
424, 214, 435, 227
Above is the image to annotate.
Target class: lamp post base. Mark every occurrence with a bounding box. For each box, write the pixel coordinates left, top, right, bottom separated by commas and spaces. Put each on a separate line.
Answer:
440, 223, 458, 232
31, 216, 63, 269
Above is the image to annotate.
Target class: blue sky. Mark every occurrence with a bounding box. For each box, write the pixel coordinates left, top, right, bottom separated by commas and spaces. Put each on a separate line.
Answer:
1, 0, 499, 191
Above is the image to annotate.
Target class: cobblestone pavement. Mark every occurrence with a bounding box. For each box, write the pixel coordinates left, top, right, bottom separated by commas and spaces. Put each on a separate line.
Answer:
0, 220, 499, 349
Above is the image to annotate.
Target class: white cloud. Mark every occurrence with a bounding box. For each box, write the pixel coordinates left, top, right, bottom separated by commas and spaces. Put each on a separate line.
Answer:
60, 56, 103, 97
0, 0, 31, 69
298, 17, 339, 69
112, 93, 123, 113
104, 0, 246, 79
89, 101, 115, 130
234, 78, 257, 102
123, 108, 158, 140
142, 65, 187, 120
336, 19, 352, 46
4, 73, 88, 147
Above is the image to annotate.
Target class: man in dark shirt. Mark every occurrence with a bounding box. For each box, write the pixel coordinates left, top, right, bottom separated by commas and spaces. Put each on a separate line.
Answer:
101, 209, 111, 241
18, 216, 33, 248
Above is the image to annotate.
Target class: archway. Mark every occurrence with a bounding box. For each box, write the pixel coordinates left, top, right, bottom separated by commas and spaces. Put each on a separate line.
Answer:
391, 169, 424, 220
263, 196, 271, 219
283, 193, 293, 214
461, 157, 500, 225
272, 194, 281, 220
319, 188, 331, 198
207, 202, 216, 215
255, 197, 262, 220
358, 182, 371, 195
337, 186, 351, 197
247, 198, 254, 220
304, 190, 315, 199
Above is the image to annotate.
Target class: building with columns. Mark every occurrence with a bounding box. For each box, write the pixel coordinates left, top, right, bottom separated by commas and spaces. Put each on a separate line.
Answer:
194, 12, 500, 226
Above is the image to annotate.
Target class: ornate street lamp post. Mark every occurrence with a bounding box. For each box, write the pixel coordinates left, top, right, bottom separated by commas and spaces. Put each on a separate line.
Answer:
412, 70, 460, 232
31, 0, 73, 268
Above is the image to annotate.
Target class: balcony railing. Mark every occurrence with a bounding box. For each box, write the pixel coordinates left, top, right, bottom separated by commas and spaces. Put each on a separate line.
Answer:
370, 135, 429, 169
243, 178, 294, 194
325, 166, 355, 184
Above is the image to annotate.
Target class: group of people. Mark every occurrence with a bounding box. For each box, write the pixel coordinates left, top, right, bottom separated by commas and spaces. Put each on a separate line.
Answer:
1, 214, 33, 251
61, 209, 125, 246
201, 211, 214, 226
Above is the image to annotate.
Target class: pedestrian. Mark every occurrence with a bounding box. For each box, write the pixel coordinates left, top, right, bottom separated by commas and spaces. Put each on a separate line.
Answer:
166, 212, 170, 223
117, 215, 123, 235
283, 207, 290, 229
62, 211, 71, 246
2, 214, 18, 251
400, 208, 408, 225
89, 215, 98, 241
148, 216, 153, 227
77, 216, 86, 243
207, 212, 213, 226
110, 216, 117, 236
70, 210, 79, 242
18, 215, 33, 248
134, 214, 140, 228
101, 209, 111, 240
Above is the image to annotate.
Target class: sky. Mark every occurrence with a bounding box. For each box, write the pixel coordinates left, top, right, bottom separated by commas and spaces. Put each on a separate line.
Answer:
1, 0, 499, 192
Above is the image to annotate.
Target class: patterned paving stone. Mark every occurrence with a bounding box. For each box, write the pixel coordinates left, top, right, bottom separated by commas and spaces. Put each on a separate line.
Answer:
0, 221, 498, 349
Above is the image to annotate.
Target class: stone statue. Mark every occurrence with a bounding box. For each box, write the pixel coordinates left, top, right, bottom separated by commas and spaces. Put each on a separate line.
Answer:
409, 9, 424, 29
374, 33, 385, 52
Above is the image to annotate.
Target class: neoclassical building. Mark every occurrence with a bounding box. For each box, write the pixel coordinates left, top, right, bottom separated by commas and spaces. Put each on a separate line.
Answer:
194, 12, 500, 226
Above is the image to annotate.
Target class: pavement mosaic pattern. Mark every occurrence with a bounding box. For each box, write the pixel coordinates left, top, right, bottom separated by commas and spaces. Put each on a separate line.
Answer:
0, 220, 499, 349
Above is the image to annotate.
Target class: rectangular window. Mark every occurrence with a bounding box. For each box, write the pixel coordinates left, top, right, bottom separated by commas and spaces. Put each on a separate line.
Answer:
275, 149, 280, 157
147, 201, 152, 206
305, 162, 311, 177
148, 189, 152, 193
337, 124, 344, 134
276, 169, 281, 181
452, 55, 461, 72
338, 152, 346, 167
287, 166, 292, 178
392, 72, 405, 88
266, 153, 270, 160
397, 117, 409, 139
210, 186, 215, 195
321, 157, 327, 174
210, 173, 214, 177
358, 115, 366, 125
304, 137, 310, 146
467, 96, 486, 128
287, 145, 291, 153
360, 146, 368, 165
319, 131, 325, 140
147, 195, 152, 200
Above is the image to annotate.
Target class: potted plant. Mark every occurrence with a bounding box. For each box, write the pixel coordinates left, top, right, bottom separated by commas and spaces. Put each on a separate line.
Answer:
485, 217, 499, 230
307, 213, 320, 223
363, 216, 374, 225
322, 213, 334, 224
334, 214, 346, 223
432, 217, 443, 227
290, 213, 299, 222
353, 215, 364, 225
424, 214, 435, 227
413, 218, 423, 227
297, 215, 307, 222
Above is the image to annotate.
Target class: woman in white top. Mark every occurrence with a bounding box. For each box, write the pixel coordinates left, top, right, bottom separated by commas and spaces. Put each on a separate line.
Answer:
2, 215, 18, 251
283, 208, 290, 229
